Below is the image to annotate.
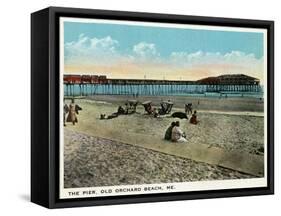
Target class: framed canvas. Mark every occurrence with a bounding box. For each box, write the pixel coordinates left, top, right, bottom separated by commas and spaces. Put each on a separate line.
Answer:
31, 6, 274, 208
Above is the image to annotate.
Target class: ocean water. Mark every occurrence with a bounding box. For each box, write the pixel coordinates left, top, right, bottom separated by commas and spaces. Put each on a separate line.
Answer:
64, 84, 264, 98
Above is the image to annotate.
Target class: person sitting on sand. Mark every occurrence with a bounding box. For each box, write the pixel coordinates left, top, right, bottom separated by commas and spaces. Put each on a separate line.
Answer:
100, 114, 106, 120
164, 122, 176, 140
117, 106, 125, 115
152, 108, 159, 118
146, 103, 153, 114
124, 102, 130, 114
66, 98, 78, 125
172, 121, 187, 142
190, 110, 199, 125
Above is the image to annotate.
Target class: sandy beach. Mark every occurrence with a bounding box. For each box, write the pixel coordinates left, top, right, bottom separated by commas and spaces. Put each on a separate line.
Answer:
63, 95, 264, 187
64, 129, 253, 188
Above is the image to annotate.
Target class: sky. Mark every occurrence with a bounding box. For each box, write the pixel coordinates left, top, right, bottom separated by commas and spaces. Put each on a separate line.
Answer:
63, 19, 265, 82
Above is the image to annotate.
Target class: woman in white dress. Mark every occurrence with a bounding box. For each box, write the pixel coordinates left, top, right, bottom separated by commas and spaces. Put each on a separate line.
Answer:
171, 121, 187, 142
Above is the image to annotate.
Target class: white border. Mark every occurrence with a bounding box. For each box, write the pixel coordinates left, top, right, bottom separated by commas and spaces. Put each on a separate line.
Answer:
61, 17, 267, 33
59, 17, 268, 199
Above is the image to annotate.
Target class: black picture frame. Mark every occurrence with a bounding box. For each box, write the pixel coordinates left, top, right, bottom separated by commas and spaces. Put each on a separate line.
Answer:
31, 6, 274, 208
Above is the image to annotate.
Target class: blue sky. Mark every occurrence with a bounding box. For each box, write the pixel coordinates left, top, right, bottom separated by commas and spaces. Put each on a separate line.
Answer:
63, 20, 265, 81
64, 21, 263, 58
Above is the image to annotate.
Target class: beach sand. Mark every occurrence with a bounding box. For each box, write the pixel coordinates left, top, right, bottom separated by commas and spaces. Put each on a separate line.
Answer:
64, 129, 253, 188
65, 96, 264, 154
63, 95, 264, 187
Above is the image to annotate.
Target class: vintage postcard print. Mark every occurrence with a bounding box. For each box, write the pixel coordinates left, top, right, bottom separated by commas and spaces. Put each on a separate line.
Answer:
59, 17, 267, 199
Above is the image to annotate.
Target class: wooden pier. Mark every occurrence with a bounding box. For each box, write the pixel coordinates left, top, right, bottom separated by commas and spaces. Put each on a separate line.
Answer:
63, 74, 262, 96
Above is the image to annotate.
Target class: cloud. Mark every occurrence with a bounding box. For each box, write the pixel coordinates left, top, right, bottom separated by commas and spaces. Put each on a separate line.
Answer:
64, 36, 264, 82
170, 50, 262, 66
169, 50, 264, 82
133, 42, 160, 60
64, 34, 120, 65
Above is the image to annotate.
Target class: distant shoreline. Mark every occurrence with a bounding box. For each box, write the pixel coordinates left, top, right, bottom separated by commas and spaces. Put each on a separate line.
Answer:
64, 94, 264, 113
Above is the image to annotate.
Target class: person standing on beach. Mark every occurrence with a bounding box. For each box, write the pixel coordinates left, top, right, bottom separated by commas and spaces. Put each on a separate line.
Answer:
164, 122, 176, 140
63, 100, 69, 126
171, 121, 187, 142
66, 98, 78, 125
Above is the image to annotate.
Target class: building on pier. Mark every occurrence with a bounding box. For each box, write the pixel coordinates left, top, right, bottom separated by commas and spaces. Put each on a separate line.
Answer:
196, 74, 261, 92
196, 74, 260, 85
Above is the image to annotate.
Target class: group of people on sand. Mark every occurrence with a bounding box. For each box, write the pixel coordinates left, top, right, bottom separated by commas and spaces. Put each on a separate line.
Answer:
164, 121, 187, 142
100, 100, 138, 120
64, 98, 82, 126
164, 110, 199, 143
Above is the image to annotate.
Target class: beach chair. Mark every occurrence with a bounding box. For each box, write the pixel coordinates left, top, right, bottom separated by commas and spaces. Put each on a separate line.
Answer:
142, 101, 153, 114
159, 101, 173, 115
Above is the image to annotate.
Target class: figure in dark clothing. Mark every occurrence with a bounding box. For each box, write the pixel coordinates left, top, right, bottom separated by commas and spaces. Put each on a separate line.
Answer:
100, 114, 106, 120
117, 106, 125, 114
164, 122, 176, 140
63, 101, 69, 127
185, 103, 193, 115
75, 104, 82, 114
